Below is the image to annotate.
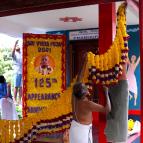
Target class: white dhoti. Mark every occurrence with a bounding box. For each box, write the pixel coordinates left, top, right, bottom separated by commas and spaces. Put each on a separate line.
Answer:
0, 98, 19, 120
69, 120, 93, 143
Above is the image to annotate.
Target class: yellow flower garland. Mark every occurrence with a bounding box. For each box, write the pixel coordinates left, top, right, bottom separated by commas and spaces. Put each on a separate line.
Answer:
0, 78, 76, 143
87, 3, 129, 85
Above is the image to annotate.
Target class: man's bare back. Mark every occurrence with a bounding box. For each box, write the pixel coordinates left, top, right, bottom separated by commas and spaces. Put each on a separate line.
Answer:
72, 83, 111, 125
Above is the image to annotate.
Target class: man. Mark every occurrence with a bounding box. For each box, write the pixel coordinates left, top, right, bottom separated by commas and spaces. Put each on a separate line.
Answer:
69, 54, 111, 143
12, 40, 22, 105
35, 55, 53, 75
104, 64, 129, 143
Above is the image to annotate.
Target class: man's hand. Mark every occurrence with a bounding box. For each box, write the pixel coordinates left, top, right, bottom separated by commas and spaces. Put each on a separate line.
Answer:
103, 86, 111, 113
12, 40, 19, 57
15, 40, 19, 46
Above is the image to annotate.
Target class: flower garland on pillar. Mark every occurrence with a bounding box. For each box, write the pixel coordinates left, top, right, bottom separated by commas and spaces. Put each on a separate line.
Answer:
87, 3, 129, 85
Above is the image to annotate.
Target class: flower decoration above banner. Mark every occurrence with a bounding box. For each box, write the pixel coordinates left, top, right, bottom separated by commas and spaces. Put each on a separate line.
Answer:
23, 34, 66, 117
87, 3, 129, 85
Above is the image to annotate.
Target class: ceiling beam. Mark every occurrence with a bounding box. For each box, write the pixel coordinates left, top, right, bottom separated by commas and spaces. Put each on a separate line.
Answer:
0, 0, 125, 17
126, 0, 139, 13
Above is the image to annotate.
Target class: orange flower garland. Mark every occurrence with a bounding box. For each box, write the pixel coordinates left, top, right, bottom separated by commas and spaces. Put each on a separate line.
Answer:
87, 3, 129, 85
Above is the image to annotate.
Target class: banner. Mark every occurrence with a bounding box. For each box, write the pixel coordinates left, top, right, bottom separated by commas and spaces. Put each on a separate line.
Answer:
23, 34, 66, 117
127, 25, 140, 110
69, 29, 99, 40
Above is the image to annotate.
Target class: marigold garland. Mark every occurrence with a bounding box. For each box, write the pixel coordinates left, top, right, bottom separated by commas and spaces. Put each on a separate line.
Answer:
87, 3, 129, 85
0, 77, 75, 143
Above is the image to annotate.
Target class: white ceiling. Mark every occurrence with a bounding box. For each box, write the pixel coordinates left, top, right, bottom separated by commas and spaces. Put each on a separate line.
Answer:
0, 1, 139, 38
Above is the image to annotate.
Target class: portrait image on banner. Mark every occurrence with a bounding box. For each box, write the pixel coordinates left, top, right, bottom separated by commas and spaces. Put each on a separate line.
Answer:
23, 34, 66, 117
127, 25, 140, 110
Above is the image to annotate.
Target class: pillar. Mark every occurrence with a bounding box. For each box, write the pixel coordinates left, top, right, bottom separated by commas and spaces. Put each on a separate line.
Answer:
98, 2, 116, 143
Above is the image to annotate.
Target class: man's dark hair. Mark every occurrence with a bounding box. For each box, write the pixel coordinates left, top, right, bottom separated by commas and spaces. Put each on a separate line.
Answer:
72, 82, 88, 99
0, 75, 6, 83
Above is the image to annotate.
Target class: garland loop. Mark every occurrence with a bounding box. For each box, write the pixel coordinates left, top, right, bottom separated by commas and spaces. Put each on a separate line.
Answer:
87, 3, 129, 85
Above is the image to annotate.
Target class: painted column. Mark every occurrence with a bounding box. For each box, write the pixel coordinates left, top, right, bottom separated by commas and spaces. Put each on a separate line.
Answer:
139, 0, 143, 142
98, 3, 116, 143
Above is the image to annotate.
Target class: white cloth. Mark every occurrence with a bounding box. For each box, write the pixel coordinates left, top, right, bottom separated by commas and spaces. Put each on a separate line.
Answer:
69, 120, 93, 143
0, 98, 19, 120
128, 120, 141, 136
127, 64, 137, 94
35, 65, 53, 75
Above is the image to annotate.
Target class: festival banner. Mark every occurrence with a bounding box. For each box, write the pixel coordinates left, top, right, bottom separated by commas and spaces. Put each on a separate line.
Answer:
23, 33, 66, 117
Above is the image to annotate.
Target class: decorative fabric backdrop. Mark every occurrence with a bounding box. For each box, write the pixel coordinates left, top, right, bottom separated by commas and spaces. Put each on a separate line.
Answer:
23, 33, 66, 117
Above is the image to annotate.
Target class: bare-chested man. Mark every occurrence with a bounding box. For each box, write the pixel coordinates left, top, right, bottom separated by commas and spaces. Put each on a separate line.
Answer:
69, 54, 111, 143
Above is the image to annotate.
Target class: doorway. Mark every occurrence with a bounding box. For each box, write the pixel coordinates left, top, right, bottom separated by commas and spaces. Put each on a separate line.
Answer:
69, 39, 98, 80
